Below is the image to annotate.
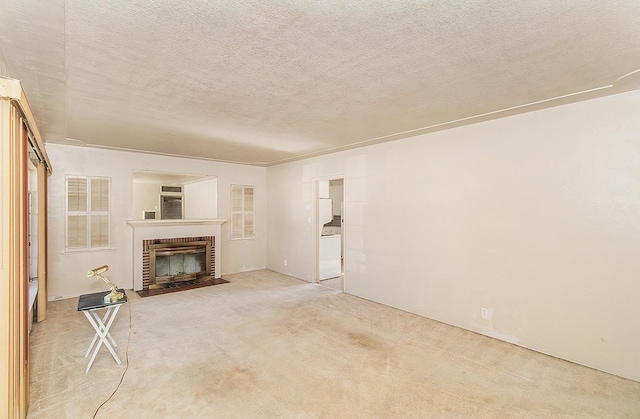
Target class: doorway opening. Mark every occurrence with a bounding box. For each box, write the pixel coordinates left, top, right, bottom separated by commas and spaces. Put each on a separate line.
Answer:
316, 178, 344, 292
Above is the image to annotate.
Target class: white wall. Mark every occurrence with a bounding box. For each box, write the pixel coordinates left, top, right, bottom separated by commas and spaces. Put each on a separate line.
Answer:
266, 89, 640, 382
330, 180, 343, 216
132, 182, 161, 218
184, 177, 218, 218
46, 144, 266, 299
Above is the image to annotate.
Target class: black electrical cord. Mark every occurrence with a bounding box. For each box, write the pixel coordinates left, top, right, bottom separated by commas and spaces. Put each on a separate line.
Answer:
92, 300, 133, 419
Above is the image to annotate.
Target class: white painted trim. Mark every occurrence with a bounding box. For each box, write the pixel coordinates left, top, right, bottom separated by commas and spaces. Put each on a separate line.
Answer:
126, 218, 227, 228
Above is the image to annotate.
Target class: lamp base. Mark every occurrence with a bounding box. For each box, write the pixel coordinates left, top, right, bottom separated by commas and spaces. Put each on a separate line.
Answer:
103, 287, 124, 303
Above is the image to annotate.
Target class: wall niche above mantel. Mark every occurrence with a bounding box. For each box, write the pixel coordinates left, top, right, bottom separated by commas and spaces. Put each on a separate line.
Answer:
132, 170, 218, 220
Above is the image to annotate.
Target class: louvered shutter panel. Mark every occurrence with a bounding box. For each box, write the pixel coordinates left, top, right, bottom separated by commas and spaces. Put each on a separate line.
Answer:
91, 178, 109, 211
231, 185, 243, 239
67, 215, 88, 249
67, 177, 88, 249
244, 212, 254, 237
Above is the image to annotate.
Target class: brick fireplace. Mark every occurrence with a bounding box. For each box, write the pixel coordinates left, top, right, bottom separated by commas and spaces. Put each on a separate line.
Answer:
128, 219, 227, 291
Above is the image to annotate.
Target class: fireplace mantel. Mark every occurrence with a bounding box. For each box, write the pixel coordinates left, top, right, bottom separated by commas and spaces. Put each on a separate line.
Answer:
127, 219, 227, 228
128, 218, 227, 290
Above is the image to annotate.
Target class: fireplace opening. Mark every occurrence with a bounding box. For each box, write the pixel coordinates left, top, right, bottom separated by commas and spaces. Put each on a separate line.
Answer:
149, 241, 211, 289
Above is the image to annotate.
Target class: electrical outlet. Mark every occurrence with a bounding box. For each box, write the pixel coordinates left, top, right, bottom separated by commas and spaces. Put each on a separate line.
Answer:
481, 307, 489, 319
283, 259, 288, 266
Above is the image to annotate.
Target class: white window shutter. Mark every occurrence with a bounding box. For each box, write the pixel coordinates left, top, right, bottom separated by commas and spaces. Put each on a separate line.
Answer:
231, 185, 255, 240
66, 175, 110, 251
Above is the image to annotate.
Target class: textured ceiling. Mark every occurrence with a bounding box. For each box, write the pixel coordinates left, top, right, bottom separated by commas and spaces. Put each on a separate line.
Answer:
1, 1, 640, 166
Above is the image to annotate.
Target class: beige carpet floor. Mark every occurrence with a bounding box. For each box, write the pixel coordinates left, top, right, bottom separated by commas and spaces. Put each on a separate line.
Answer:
319, 275, 343, 291
28, 270, 640, 418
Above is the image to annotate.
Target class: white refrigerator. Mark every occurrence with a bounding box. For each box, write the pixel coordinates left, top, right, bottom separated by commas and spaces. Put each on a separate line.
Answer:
319, 198, 341, 280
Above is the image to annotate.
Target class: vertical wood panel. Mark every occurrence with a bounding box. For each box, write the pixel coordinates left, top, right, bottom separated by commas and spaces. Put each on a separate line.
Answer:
19, 122, 29, 413
8, 106, 30, 418
7, 104, 19, 418
0, 94, 11, 419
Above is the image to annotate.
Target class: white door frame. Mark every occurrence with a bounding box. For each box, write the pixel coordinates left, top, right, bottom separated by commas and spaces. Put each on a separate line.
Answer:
313, 176, 345, 290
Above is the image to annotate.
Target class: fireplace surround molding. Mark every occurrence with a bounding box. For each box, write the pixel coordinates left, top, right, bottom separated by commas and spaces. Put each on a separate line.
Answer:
126, 219, 227, 228
127, 218, 227, 290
